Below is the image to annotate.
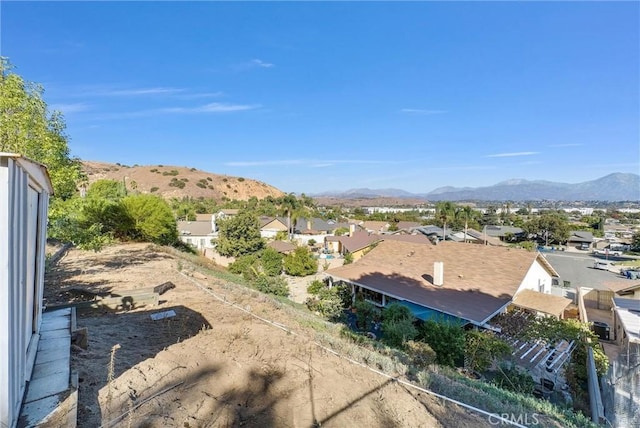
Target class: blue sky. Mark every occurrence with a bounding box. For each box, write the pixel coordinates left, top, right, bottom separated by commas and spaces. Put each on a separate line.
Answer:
2, 2, 638, 194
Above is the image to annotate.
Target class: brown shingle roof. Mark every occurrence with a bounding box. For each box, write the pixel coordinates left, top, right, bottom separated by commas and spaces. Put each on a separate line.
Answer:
340, 231, 382, 253
195, 214, 213, 221
511, 289, 572, 318
267, 240, 297, 254
327, 240, 555, 324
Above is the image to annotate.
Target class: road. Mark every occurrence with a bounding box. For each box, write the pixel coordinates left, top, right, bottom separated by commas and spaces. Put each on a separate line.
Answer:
542, 251, 630, 290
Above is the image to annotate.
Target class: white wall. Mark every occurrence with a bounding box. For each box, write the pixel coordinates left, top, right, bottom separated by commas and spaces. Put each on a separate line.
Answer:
516, 257, 553, 295
0, 155, 51, 428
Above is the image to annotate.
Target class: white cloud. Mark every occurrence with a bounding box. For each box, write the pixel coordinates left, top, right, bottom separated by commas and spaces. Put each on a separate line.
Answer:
251, 59, 274, 68
161, 103, 260, 113
106, 87, 184, 96
400, 108, 448, 115
94, 103, 260, 120
49, 103, 90, 113
486, 151, 539, 158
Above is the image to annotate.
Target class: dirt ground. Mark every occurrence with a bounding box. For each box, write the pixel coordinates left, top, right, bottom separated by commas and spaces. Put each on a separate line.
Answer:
45, 243, 493, 428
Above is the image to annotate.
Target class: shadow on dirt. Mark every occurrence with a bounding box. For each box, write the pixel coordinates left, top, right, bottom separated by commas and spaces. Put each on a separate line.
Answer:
73, 305, 211, 426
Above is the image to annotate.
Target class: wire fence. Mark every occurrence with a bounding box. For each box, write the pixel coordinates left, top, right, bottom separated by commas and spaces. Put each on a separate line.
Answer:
601, 343, 640, 428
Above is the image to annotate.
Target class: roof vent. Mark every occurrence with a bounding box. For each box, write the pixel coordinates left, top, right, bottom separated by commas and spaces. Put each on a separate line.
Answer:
434, 261, 444, 286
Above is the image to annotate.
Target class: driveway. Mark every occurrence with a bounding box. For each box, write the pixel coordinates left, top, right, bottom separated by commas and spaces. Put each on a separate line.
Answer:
543, 252, 628, 290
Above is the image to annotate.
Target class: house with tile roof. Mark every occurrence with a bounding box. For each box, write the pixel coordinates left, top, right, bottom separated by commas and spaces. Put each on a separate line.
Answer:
326, 240, 560, 327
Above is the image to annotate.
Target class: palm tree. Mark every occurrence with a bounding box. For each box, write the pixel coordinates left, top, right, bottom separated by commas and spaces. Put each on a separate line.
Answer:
279, 193, 299, 240
459, 205, 475, 243
436, 201, 456, 241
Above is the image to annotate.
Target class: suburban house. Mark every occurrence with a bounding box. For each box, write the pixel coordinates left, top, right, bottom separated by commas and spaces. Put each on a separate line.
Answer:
324, 231, 433, 261
177, 220, 216, 251
604, 281, 640, 300
448, 228, 505, 246
567, 231, 594, 250
0, 154, 53, 428
483, 225, 526, 242
293, 217, 349, 235
259, 216, 288, 239
326, 240, 561, 327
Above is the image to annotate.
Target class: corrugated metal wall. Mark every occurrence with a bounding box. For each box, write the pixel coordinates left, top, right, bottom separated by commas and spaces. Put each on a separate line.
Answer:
0, 156, 50, 428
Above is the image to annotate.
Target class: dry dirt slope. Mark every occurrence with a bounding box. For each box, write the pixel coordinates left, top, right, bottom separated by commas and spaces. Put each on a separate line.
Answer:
82, 160, 285, 201
44, 243, 494, 428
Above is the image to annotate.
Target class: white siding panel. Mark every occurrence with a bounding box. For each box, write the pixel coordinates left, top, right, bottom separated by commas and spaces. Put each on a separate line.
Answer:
0, 155, 52, 428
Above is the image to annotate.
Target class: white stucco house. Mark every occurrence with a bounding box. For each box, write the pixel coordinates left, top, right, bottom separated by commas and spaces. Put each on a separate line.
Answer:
0, 154, 53, 428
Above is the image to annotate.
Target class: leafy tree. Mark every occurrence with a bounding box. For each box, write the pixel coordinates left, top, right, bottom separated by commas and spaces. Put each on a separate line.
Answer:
465, 330, 511, 373
343, 252, 354, 265
87, 179, 127, 201
121, 194, 178, 245
307, 279, 325, 295
334, 227, 349, 236
354, 299, 378, 331
524, 212, 570, 246
381, 303, 417, 347
260, 247, 283, 276
418, 320, 466, 367
0, 58, 82, 199
216, 211, 265, 257
279, 193, 300, 240
283, 246, 317, 276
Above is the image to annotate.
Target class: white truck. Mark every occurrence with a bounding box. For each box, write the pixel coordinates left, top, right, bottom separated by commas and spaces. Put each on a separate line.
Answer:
593, 249, 622, 257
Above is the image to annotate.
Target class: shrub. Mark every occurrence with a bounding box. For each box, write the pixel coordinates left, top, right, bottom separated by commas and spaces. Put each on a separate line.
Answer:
492, 365, 535, 395
307, 279, 325, 295
207, 177, 213, 181
238, 177, 245, 182
120, 194, 178, 245
150, 168, 158, 173
196, 182, 206, 189
406, 340, 436, 369
253, 275, 289, 297
260, 247, 283, 276
283, 247, 318, 276
150, 187, 159, 193
222, 178, 228, 182
354, 300, 378, 331
418, 320, 466, 367
382, 318, 417, 348
162, 169, 179, 176
382, 303, 413, 323
343, 252, 354, 265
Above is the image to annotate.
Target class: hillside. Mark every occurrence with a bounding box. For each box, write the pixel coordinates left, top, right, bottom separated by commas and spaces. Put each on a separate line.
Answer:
81, 161, 285, 201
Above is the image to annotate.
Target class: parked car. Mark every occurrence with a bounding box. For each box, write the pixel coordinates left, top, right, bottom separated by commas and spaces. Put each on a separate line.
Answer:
593, 261, 611, 270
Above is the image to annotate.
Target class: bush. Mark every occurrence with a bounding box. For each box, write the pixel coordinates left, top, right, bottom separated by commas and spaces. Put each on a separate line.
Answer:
150, 186, 159, 193
307, 279, 325, 295
238, 177, 245, 182
253, 275, 289, 297
354, 300, 378, 331
162, 169, 179, 176
121, 194, 178, 245
283, 247, 318, 276
382, 303, 413, 323
343, 252, 354, 265
418, 320, 466, 367
261, 247, 283, 276
206, 177, 213, 181
406, 340, 436, 369
382, 318, 417, 348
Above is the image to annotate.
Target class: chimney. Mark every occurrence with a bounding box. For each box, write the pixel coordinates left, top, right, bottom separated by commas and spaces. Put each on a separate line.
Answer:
433, 262, 444, 286
306, 219, 312, 231
349, 223, 356, 237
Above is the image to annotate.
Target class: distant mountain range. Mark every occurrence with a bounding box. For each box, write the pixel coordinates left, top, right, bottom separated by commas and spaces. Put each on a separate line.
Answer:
314, 173, 640, 202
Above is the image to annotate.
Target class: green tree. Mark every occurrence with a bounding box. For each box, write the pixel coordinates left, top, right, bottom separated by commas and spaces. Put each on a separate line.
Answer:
283, 246, 317, 276
436, 201, 456, 239
121, 194, 178, 245
465, 330, 511, 373
418, 320, 466, 367
524, 212, 570, 246
87, 179, 127, 201
0, 58, 82, 199
381, 303, 417, 348
260, 247, 284, 276
216, 211, 265, 257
